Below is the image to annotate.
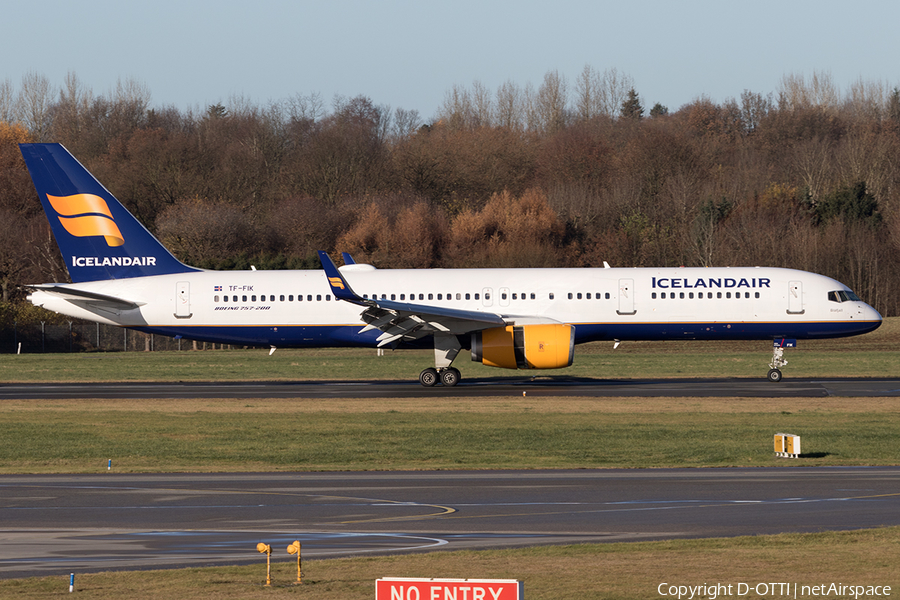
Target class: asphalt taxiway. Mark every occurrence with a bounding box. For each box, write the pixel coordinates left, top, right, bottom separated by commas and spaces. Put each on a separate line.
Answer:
2, 468, 900, 578
2, 376, 900, 399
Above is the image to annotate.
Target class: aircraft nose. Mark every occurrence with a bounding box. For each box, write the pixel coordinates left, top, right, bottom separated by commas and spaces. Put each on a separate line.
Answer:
860, 302, 882, 332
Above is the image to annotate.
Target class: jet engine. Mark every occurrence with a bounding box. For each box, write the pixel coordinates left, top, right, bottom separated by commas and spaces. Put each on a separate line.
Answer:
471, 324, 575, 370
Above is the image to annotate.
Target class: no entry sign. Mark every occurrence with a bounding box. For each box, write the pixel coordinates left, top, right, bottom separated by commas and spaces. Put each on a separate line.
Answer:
376, 577, 524, 600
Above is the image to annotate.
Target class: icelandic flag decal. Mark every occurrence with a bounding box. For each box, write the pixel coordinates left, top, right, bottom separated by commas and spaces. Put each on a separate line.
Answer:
214, 285, 222, 291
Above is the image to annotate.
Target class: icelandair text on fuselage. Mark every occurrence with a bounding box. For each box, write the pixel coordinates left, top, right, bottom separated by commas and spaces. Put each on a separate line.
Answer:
658, 582, 890, 600
72, 256, 157, 267
652, 277, 771, 289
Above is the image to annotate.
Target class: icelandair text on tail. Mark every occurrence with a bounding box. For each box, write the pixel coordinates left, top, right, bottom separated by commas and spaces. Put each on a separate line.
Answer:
658, 583, 890, 599
72, 256, 157, 267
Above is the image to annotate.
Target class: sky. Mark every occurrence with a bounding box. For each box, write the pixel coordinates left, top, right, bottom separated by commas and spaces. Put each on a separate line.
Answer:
3, 0, 900, 120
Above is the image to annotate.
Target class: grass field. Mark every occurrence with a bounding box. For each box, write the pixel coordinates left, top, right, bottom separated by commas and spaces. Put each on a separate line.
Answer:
1, 396, 899, 473
0, 315, 897, 383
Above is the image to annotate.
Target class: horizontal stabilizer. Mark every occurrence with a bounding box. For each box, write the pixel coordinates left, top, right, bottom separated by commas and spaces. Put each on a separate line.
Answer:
26, 284, 144, 311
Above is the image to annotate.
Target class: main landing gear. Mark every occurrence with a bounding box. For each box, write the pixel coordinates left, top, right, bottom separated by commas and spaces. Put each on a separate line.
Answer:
419, 333, 463, 387
419, 367, 462, 387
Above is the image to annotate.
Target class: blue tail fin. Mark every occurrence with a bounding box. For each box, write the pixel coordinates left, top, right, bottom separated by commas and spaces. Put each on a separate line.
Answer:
20, 143, 199, 283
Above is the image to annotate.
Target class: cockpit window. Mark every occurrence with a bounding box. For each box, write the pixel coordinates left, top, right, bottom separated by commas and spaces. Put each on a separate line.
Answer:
828, 290, 862, 303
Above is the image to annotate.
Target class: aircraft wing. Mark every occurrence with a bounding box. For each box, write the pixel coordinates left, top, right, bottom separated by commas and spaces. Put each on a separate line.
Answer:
26, 284, 145, 312
319, 251, 507, 347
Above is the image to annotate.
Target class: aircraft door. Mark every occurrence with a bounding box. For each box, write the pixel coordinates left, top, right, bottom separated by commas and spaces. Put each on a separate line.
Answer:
482, 287, 493, 307
617, 278, 636, 315
499, 287, 510, 307
175, 281, 192, 318
787, 280, 804, 314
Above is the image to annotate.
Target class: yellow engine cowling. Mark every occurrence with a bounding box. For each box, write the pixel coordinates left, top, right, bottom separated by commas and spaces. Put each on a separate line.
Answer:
471, 324, 575, 370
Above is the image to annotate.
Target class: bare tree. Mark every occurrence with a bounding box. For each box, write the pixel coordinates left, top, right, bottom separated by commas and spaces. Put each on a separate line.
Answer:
598, 67, 634, 118
392, 107, 422, 140
109, 76, 151, 133
52, 71, 93, 148
536, 70, 568, 134
574, 64, 602, 121
0, 78, 14, 123
286, 91, 326, 123
495, 79, 524, 130
437, 83, 473, 130
778, 71, 839, 113
739, 90, 772, 134
844, 76, 889, 121
470, 80, 493, 128
16, 72, 54, 141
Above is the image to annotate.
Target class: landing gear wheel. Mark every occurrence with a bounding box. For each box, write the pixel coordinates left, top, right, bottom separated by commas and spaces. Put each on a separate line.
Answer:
419, 368, 438, 387
767, 368, 783, 382
440, 367, 461, 387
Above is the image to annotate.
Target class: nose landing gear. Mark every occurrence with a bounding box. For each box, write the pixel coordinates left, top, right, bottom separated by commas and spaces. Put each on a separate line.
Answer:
767, 339, 794, 382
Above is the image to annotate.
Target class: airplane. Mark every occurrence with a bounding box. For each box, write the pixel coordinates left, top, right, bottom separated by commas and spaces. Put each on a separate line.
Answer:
20, 143, 882, 386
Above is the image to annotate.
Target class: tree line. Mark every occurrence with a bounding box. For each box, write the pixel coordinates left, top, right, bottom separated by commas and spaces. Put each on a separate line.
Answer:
2, 68, 900, 321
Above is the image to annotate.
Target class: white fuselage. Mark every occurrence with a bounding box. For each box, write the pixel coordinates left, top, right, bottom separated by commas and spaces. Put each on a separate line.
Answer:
28, 265, 882, 348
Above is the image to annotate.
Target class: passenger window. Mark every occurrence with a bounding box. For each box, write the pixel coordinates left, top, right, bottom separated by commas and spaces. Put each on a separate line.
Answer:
680, 292, 684, 299
577, 293, 582, 300
428, 293, 433, 300
214, 295, 220, 302
251, 295, 257, 302
689, 292, 694, 299
586, 293, 591, 299
326, 295, 331, 301
512, 293, 517, 300
243, 295, 248, 302
391, 294, 396, 300
717, 292, 722, 299
568, 293, 573, 299
438, 294, 443, 300
280, 295, 285, 301
289, 295, 294, 301
233, 295, 238, 302
307, 295, 312, 301
465, 293, 471, 300
485, 292, 491, 300
531, 293, 536, 300
475, 293, 480, 300
652, 292, 657, 299
549, 293, 554, 300
605, 292, 610, 299
317, 295, 322, 301
755, 292, 760, 299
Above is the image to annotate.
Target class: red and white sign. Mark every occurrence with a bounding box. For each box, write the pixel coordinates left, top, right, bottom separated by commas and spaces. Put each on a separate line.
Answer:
376, 577, 524, 600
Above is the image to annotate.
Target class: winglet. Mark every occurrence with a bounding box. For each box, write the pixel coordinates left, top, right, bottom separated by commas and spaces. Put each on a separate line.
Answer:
318, 250, 365, 304
341, 252, 357, 265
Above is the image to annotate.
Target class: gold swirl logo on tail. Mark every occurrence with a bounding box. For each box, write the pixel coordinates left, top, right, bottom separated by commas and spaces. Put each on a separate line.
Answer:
328, 276, 345, 289
47, 194, 124, 247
